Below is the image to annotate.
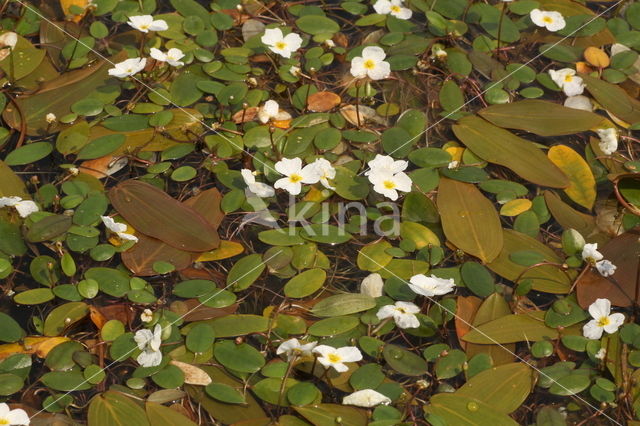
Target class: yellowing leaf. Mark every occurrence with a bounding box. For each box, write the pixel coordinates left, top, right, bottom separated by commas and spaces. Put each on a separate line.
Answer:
584, 46, 610, 68
445, 146, 464, 162
196, 240, 245, 262
400, 221, 440, 249
547, 145, 596, 209
60, 0, 90, 22
0, 336, 70, 360
170, 360, 212, 386
437, 177, 503, 263
499, 199, 532, 216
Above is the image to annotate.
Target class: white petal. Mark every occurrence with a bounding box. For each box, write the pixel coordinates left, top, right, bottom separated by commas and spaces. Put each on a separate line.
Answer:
396, 301, 421, 314
274, 157, 302, 176
312, 345, 336, 357
149, 19, 168, 31
0, 196, 21, 207
6, 408, 30, 425
395, 312, 420, 329
376, 305, 396, 320
604, 313, 625, 333
362, 46, 387, 62
368, 60, 391, 80
343, 389, 391, 407
583, 320, 603, 340
241, 169, 256, 186
277, 338, 301, 355
588, 298, 611, 320
137, 349, 162, 367
337, 346, 363, 363
529, 9, 545, 27
0, 404, 9, 419
261, 28, 284, 46
361, 273, 384, 297
546, 13, 566, 31
373, 0, 392, 14
283, 33, 303, 52
350, 57, 368, 78
249, 182, 275, 198
392, 172, 412, 192
134, 329, 153, 350
101, 216, 126, 233
150, 48, 167, 62
393, 7, 412, 20
14, 200, 38, 217
263, 100, 279, 118
564, 95, 593, 111
274, 177, 302, 195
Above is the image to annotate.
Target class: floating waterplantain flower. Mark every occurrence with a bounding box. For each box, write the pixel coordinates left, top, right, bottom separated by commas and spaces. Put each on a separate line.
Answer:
583, 298, 624, 340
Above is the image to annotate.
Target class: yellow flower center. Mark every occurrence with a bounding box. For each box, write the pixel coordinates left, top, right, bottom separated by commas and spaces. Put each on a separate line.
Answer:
391, 5, 401, 13
328, 353, 342, 363
597, 316, 610, 327
363, 59, 376, 69
396, 307, 406, 314
383, 180, 396, 189
564, 75, 573, 82
0, 419, 9, 425
275, 41, 287, 50
140, 24, 149, 30
543, 16, 553, 24
289, 174, 303, 183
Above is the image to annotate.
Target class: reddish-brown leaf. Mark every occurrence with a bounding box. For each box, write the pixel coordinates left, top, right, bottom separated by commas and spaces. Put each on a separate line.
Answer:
122, 234, 194, 276
109, 180, 219, 252
577, 229, 640, 308
455, 296, 482, 350
184, 188, 224, 230
307, 91, 341, 112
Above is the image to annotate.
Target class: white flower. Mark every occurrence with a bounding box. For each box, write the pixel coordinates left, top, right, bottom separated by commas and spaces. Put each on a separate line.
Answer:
150, 47, 185, 67
0, 403, 29, 425
365, 154, 408, 176
108, 57, 146, 78
134, 324, 163, 367
408, 274, 456, 297
0, 197, 38, 218
360, 273, 384, 298
596, 128, 618, 155
376, 301, 421, 329
140, 309, 153, 323
324, 39, 335, 48
257, 100, 291, 124
305, 158, 336, 190
583, 298, 625, 340
289, 66, 301, 76
530, 9, 566, 32
68, 167, 79, 176
595, 260, 616, 277
595, 348, 607, 360
241, 169, 275, 198
343, 389, 391, 408
368, 170, 412, 201
276, 338, 317, 361
564, 95, 593, 111
313, 345, 363, 373
548, 69, 585, 97
45, 113, 57, 123
447, 160, 459, 169
127, 15, 168, 33
0, 32, 17, 49
350, 46, 391, 80
581, 243, 603, 264
273, 157, 317, 195
101, 216, 138, 243
373, 0, 412, 20
261, 28, 303, 58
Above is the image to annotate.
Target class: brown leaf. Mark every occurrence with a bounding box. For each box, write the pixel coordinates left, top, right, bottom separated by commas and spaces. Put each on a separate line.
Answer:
455, 296, 482, 350
0, 336, 70, 360
109, 180, 220, 252
121, 234, 194, 276
79, 155, 128, 179
170, 300, 238, 322
307, 91, 341, 112
170, 360, 212, 385
184, 188, 224, 230
577, 229, 640, 308
232, 106, 258, 124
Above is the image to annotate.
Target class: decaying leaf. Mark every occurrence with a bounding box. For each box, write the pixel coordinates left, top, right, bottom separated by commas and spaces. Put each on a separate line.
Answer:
307, 91, 341, 112
170, 360, 212, 386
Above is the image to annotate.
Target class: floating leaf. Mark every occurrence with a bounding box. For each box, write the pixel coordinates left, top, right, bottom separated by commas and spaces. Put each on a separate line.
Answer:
43, 302, 89, 336
145, 402, 197, 426
88, 391, 150, 426
583, 74, 640, 124
109, 180, 219, 252
425, 393, 519, 426
463, 312, 564, 344
547, 145, 596, 209
437, 177, 503, 263
284, 269, 326, 298
122, 234, 193, 277
478, 100, 604, 136
307, 91, 341, 112
311, 294, 376, 317
453, 116, 569, 188
457, 363, 535, 413
295, 404, 368, 426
